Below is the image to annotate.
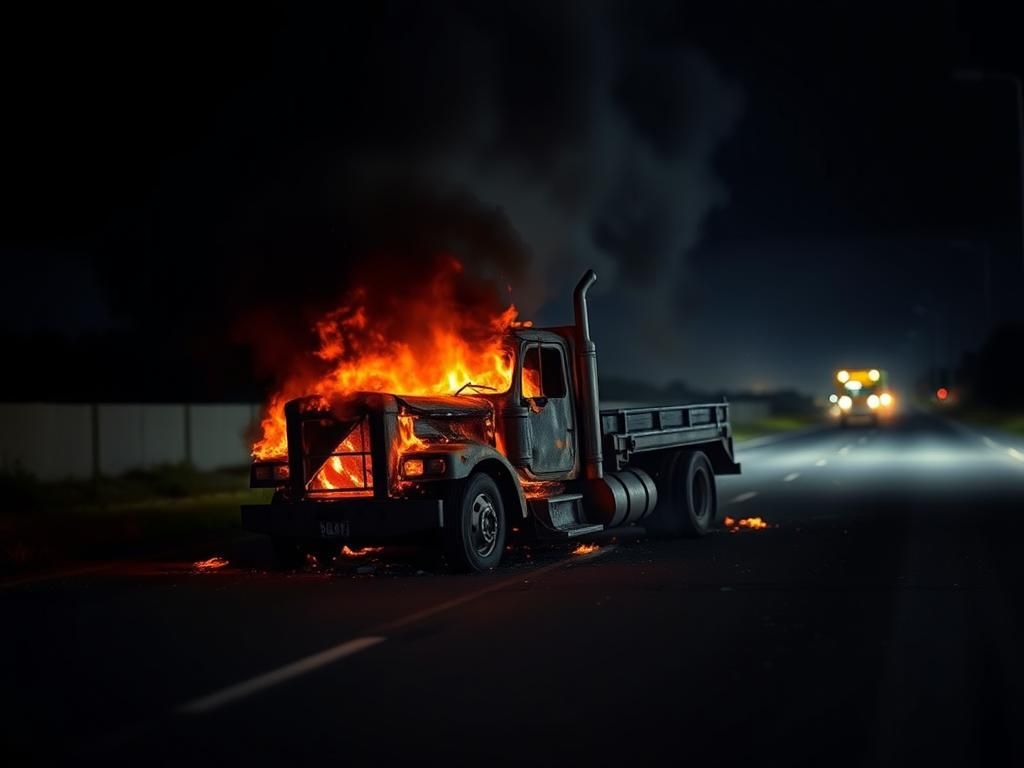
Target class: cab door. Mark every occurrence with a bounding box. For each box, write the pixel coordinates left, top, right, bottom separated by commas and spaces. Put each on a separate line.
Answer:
520, 342, 575, 475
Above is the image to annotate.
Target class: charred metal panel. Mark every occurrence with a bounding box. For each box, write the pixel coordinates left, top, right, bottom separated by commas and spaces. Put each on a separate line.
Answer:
499, 405, 531, 466
393, 394, 492, 417
368, 409, 390, 498
527, 395, 573, 473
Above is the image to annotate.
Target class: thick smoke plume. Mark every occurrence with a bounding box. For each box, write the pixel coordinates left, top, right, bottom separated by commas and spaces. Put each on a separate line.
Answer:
94, 1, 743, 393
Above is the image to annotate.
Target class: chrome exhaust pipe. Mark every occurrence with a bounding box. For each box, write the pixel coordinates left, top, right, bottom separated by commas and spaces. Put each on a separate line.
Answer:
573, 270, 603, 480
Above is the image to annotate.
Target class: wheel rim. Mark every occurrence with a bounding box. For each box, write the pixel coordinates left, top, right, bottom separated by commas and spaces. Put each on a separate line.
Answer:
692, 468, 710, 521
470, 491, 500, 558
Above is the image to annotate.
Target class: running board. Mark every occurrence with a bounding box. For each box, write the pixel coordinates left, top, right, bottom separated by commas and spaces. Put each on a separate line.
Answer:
528, 493, 604, 539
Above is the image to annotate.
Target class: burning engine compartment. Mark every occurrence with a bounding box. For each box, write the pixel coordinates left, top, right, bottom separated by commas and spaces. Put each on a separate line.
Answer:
251, 258, 529, 499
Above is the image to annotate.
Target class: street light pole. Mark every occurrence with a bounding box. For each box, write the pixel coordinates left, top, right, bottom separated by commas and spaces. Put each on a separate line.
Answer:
954, 69, 1024, 286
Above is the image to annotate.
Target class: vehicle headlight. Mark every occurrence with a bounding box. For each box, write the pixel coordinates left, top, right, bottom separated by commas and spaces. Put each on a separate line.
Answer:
837, 370, 850, 383
880, 392, 893, 407
838, 395, 853, 410
869, 369, 880, 381
867, 394, 880, 409
402, 456, 447, 478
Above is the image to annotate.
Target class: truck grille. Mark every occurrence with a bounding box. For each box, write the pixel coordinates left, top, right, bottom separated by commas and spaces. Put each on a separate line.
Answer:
303, 416, 374, 496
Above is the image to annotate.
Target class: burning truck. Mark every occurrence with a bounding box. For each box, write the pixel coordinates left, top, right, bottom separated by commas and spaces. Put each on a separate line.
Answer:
243, 269, 741, 571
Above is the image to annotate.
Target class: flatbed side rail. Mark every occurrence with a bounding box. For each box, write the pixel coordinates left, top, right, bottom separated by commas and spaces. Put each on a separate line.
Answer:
600, 401, 734, 470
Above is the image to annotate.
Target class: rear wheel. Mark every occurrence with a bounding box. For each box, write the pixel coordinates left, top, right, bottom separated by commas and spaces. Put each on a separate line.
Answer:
444, 473, 507, 572
648, 450, 716, 538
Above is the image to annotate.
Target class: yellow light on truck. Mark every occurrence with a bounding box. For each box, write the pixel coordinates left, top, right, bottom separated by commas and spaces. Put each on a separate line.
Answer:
880, 392, 893, 407
867, 394, 880, 409
839, 395, 853, 410
837, 370, 850, 383
403, 459, 425, 477
869, 369, 880, 381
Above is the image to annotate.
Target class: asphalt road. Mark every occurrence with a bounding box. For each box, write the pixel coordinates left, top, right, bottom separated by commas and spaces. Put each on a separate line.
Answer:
4, 412, 1024, 766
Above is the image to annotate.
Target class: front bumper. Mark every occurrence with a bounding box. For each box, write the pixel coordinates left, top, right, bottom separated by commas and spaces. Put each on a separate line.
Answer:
241, 498, 445, 541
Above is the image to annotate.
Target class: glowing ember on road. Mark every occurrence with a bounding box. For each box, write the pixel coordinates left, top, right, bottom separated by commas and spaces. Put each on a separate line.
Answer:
723, 516, 770, 532
572, 543, 600, 555
193, 557, 229, 571
340, 545, 384, 557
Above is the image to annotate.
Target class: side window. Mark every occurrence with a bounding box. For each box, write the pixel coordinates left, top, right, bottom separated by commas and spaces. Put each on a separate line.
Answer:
522, 345, 542, 398
520, 344, 567, 399
540, 347, 567, 398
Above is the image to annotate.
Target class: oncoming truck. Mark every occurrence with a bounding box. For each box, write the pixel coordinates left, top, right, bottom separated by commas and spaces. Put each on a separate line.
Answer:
242, 271, 741, 572
830, 368, 895, 427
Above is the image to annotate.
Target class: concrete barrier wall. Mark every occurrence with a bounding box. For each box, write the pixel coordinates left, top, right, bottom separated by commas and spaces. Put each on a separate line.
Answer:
0, 403, 261, 481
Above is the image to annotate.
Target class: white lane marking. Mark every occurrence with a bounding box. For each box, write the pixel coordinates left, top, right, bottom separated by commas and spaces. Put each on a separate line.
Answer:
815, 459, 828, 467
180, 546, 617, 715
783, 472, 800, 482
1009, 448, 1024, 463
983, 436, 1002, 450
838, 445, 851, 456
729, 491, 758, 504
180, 637, 386, 714
375, 546, 616, 634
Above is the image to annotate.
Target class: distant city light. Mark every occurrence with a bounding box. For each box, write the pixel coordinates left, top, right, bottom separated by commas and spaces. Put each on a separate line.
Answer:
936, 387, 949, 401
829, 393, 839, 403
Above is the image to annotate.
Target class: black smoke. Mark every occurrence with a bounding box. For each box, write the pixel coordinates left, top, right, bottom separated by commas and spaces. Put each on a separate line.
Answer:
5, 1, 744, 399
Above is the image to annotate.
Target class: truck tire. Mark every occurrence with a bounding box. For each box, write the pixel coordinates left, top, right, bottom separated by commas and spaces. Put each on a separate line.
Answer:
444, 472, 507, 573
648, 450, 716, 538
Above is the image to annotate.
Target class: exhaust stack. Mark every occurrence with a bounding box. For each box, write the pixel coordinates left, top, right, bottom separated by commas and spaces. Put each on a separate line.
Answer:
573, 270, 603, 480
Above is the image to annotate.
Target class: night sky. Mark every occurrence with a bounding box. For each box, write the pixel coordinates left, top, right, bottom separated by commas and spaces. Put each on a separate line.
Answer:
3, 1, 1022, 401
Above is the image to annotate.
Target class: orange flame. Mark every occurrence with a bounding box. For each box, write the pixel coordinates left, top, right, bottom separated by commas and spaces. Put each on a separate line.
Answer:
253, 258, 518, 460
193, 556, 229, 571
572, 543, 600, 555
340, 545, 384, 557
521, 480, 565, 500
723, 516, 770, 532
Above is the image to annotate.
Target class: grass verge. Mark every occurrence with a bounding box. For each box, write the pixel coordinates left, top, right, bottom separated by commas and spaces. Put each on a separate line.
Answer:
731, 413, 823, 444
0, 465, 271, 576
948, 409, 1024, 439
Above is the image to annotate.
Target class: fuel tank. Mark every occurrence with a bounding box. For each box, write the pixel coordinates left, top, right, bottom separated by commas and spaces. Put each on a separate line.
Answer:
583, 467, 659, 527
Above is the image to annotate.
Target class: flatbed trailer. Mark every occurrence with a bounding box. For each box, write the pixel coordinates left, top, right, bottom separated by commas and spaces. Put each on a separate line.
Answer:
243, 271, 740, 571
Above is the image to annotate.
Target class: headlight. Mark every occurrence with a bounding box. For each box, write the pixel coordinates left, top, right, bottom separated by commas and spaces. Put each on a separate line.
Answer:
880, 392, 893, 407
402, 457, 447, 478
869, 369, 880, 382
867, 394, 880, 409
837, 370, 850, 383
838, 395, 853, 410
251, 461, 290, 488
829, 394, 839, 403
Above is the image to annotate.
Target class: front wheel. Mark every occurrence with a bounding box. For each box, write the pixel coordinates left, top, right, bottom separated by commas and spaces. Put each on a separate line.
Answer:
444, 473, 507, 572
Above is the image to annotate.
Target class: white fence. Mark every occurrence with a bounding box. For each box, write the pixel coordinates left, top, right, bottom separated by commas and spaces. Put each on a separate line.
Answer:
0, 403, 262, 481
